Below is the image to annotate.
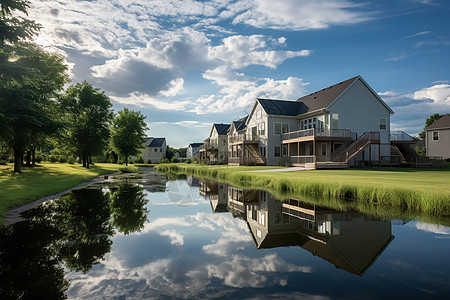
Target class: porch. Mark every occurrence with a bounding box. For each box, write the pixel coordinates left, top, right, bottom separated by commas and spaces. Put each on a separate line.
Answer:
199, 139, 219, 164
228, 135, 266, 166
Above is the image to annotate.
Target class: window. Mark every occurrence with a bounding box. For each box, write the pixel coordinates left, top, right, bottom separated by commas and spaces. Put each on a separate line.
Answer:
379, 118, 387, 130
321, 144, 327, 156
258, 122, 265, 135
256, 109, 262, 119
433, 131, 439, 141
274, 146, 281, 157
154, 149, 157, 152
282, 123, 289, 134
260, 146, 266, 157
160, 148, 162, 152
282, 144, 288, 156
274, 123, 281, 135
332, 114, 339, 129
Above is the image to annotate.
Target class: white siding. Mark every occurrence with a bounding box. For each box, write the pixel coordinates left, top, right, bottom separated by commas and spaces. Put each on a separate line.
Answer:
327, 79, 391, 160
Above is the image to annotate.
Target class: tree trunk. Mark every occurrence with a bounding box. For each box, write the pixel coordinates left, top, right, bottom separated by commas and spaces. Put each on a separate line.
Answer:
82, 156, 87, 167
31, 148, 36, 165
13, 148, 22, 173
86, 155, 90, 169
125, 156, 128, 166
25, 150, 31, 166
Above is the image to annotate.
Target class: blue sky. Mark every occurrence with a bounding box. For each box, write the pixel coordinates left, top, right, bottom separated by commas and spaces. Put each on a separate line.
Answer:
28, 0, 450, 147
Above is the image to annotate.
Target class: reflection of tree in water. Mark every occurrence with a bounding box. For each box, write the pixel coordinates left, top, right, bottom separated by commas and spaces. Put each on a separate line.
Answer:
53, 188, 114, 273
0, 208, 69, 299
110, 182, 148, 235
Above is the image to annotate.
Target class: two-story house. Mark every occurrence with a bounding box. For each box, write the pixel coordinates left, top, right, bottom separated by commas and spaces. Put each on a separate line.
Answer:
139, 137, 166, 163
229, 76, 394, 168
186, 143, 204, 159
425, 114, 450, 159
199, 123, 230, 164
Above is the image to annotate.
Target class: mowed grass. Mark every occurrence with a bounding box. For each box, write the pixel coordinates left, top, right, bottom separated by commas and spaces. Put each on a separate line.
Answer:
0, 162, 123, 224
156, 163, 450, 215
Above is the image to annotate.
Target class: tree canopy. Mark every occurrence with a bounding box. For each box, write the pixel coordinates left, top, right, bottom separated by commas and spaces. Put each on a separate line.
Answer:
59, 81, 113, 168
110, 108, 147, 166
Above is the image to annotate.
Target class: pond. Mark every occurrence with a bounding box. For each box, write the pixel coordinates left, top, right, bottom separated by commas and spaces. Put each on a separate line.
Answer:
1, 167, 449, 299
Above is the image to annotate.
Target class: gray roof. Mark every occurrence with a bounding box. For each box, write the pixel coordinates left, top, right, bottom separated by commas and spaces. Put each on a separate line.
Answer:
189, 143, 204, 148
214, 123, 231, 135
425, 114, 450, 130
257, 98, 308, 116
146, 137, 165, 147
233, 115, 248, 132
296, 76, 359, 112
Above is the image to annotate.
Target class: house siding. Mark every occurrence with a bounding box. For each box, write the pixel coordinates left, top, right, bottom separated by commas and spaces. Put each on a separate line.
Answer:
327, 79, 391, 162
426, 128, 450, 159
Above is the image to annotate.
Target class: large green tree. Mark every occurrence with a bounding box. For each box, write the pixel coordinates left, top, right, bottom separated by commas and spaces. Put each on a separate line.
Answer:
59, 81, 113, 168
110, 108, 147, 166
0, 42, 68, 172
0, 0, 40, 45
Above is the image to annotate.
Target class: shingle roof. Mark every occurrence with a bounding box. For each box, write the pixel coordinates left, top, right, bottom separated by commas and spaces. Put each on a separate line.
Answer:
147, 137, 166, 147
296, 76, 359, 112
257, 98, 308, 116
233, 115, 248, 132
425, 114, 450, 130
189, 143, 204, 148
214, 123, 231, 135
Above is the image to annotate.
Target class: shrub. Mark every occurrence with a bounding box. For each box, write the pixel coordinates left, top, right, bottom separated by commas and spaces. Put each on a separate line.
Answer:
49, 155, 58, 162
137, 156, 144, 163
59, 156, 67, 163
119, 165, 139, 173
186, 158, 192, 164
0, 160, 7, 165
147, 159, 152, 164
68, 157, 76, 164
171, 156, 179, 163
35, 154, 43, 163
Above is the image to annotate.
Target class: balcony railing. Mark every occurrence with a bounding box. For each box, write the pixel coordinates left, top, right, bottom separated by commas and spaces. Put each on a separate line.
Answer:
390, 131, 414, 142
282, 129, 356, 141
228, 134, 260, 144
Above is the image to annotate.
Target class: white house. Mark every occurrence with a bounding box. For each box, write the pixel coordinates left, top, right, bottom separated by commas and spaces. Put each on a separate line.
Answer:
199, 123, 230, 164
425, 114, 450, 159
139, 137, 166, 163
229, 76, 394, 168
186, 143, 203, 159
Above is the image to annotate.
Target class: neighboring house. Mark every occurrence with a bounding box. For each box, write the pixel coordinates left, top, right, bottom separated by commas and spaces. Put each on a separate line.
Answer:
425, 114, 450, 159
199, 123, 230, 164
138, 137, 166, 163
186, 143, 203, 159
230, 75, 393, 168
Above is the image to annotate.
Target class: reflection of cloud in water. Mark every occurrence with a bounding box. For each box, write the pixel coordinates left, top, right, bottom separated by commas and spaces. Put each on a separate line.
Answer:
415, 222, 450, 236
67, 211, 313, 298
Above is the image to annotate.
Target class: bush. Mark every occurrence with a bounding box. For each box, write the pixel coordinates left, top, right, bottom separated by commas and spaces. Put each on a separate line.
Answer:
0, 160, 7, 165
35, 154, 43, 163
171, 156, 179, 163
68, 157, 76, 164
186, 158, 192, 164
147, 159, 152, 164
129, 160, 134, 164
49, 155, 58, 162
136, 156, 144, 163
119, 165, 139, 173
59, 156, 67, 163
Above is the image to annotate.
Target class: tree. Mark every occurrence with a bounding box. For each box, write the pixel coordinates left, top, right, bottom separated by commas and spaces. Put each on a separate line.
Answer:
110, 108, 147, 166
0, 42, 68, 172
59, 82, 113, 168
418, 113, 446, 139
0, 0, 41, 45
110, 183, 148, 235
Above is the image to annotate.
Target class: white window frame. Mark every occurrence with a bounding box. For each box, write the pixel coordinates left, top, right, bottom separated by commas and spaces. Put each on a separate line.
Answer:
433, 131, 439, 141
258, 122, 265, 136
282, 123, 289, 134
274, 122, 282, 135
256, 109, 262, 119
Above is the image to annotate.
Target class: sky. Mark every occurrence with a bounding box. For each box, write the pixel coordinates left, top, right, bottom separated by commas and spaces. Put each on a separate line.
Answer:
25, 0, 450, 147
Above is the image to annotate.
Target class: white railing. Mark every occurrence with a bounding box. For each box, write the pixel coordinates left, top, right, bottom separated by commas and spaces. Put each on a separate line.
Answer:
282, 129, 355, 141
289, 156, 315, 165
390, 131, 414, 141
229, 134, 260, 144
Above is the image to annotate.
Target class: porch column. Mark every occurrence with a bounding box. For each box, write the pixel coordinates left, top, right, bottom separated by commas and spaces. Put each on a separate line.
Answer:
297, 142, 300, 165
379, 143, 381, 167
287, 142, 290, 165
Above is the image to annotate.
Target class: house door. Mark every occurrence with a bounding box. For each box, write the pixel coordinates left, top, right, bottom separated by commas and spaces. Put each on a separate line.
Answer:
252, 126, 257, 138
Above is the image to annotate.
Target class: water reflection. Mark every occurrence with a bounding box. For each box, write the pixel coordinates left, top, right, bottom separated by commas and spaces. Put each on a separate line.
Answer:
0, 183, 148, 298
201, 179, 394, 276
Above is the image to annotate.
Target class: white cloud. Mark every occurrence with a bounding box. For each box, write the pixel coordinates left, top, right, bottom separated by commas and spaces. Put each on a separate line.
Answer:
160, 230, 185, 245
415, 222, 450, 235
231, 0, 371, 30
413, 84, 450, 104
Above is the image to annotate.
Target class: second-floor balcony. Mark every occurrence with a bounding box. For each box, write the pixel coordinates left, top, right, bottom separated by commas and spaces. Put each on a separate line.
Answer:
228, 134, 260, 145
199, 139, 218, 151
282, 128, 357, 143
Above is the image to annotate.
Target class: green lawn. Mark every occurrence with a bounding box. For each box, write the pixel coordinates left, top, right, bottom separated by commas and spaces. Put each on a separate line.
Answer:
0, 162, 123, 225
156, 163, 450, 215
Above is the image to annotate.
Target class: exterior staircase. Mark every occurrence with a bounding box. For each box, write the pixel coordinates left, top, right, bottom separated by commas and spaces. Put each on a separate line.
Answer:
333, 132, 380, 163
246, 144, 266, 165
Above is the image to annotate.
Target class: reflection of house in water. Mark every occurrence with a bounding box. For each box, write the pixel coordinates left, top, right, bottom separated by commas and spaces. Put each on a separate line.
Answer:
227, 186, 259, 219
242, 191, 394, 276
199, 179, 229, 213
186, 176, 199, 187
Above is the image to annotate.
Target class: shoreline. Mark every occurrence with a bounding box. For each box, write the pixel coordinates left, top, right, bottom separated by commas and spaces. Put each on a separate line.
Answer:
4, 172, 117, 226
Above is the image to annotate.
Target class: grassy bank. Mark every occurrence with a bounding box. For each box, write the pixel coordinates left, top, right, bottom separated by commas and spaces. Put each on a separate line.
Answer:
156, 164, 450, 216
0, 162, 123, 225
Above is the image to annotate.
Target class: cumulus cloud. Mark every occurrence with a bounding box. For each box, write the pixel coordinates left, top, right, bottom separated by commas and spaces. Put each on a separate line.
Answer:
231, 0, 371, 30
381, 83, 450, 134
415, 222, 450, 236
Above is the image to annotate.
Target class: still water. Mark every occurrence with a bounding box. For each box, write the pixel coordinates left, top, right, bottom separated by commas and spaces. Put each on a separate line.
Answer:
1, 168, 449, 299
